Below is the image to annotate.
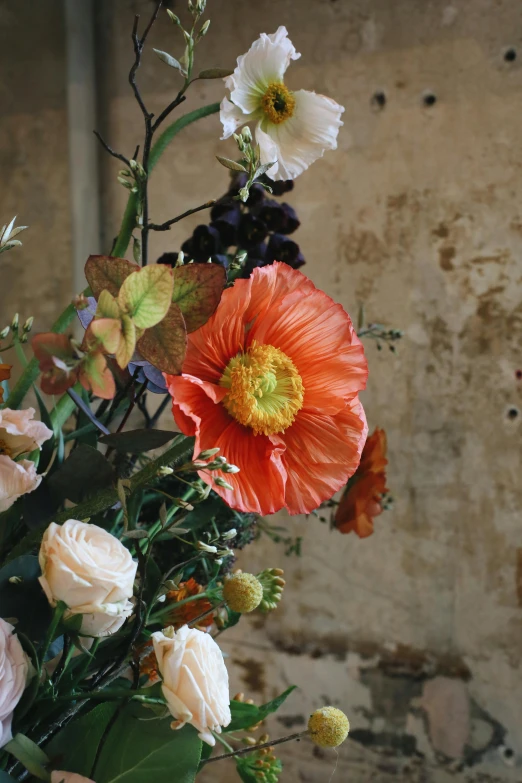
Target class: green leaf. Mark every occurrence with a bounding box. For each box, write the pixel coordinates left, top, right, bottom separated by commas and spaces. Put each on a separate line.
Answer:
48, 444, 115, 503
45, 702, 119, 777
89, 318, 123, 355
119, 266, 174, 330
0, 555, 52, 644
216, 155, 247, 172
99, 429, 178, 453
85, 255, 140, 299
137, 302, 187, 375
226, 686, 297, 733
94, 702, 202, 783
97, 290, 122, 320
4, 734, 49, 781
153, 48, 187, 75
171, 264, 225, 333
198, 68, 234, 79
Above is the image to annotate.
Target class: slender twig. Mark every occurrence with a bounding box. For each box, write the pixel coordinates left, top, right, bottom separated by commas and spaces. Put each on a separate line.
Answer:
148, 200, 216, 231
151, 92, 187, 132
115, 380, 148, 434
149, 394, 171, 428
67, 388, 111, 435
202, 732, 308, 765
93, 131, 132, 168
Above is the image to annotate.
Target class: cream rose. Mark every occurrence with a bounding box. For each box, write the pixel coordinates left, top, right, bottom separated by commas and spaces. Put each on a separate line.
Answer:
51, 774, 95, 783
0, 408, 52, 458
152, 625, 231, 746
38, 519, 137, 637
0, 456, 42, 513
0, 617, 30, 748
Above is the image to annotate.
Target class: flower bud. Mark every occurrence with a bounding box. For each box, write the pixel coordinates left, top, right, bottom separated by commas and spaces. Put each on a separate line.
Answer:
175, 251, 185, 267
223, 572, 263, 613
0, 326, 10, 340
166, 9, 181, 25
11, 314, 19, 331
22, 317, 34, 333
197, 541, 218, 554
222, 528, 237, 540
199, 19, 210, 36
214, 477, 234, 491
158, 466, 174, 476
241, 126, 253, 144
197, 447, 220, 459
222, 464, 240, 474
308, 706, 350, 748
256, 568, 285, 612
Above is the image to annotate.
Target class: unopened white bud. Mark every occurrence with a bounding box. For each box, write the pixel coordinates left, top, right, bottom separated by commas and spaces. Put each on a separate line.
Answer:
22, 317, 34, 333
175, 251, 185, 267
166, 9, 181, 25
241, 126, 252, 144
197, 448, 220, 459
199, 19, 210, 36
217, 548, 234, 558
214, 477, 234, 491
0, 326, 10, 340
197, 541, 218, 553
222, 529, 237, 540
222, 464, 240, 474
159, 466, 174, 476
11, 314, 19, 331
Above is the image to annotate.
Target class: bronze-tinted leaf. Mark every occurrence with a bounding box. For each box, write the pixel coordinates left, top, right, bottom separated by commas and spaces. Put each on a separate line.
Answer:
171, 264, 225, 333
137, 302, 187, 376
85, 255, 140, 299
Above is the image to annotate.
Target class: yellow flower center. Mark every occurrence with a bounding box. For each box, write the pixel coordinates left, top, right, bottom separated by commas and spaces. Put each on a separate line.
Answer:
261, 82, 296, 125
220, 342, 304, 436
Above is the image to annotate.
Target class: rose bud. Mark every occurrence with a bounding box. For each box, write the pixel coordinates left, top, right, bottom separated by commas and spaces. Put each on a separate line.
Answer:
152, 625, 231, 746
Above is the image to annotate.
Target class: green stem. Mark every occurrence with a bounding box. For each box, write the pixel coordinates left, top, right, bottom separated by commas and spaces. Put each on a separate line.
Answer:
3, 436, 194, 564
38, 602, 67, 674
47, 687, 165, 705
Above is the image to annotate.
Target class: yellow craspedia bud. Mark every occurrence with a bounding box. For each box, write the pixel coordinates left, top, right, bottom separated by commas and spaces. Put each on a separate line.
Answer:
307, 706, 350, 748
223, 572, 263, 613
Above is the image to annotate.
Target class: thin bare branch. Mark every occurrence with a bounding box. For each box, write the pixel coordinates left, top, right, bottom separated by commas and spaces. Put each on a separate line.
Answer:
148, 200, 216, 231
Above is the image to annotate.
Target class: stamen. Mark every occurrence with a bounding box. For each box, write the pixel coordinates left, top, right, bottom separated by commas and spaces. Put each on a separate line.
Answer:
261, 82, 296, 125
220, 342, 304, 436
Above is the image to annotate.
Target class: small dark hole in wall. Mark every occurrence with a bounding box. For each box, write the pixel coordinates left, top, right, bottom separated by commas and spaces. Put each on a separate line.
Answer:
507, 407, 519, 420
504, 48, 517, 62
515, 369, 522, 380
504, 748, 514, 759
423, 93, 437, 107
371, 91, 386, 110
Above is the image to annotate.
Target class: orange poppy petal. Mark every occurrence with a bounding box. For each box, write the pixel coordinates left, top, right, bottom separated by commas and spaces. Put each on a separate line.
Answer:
167, 374, 286, 515
250, 277, 367, 415
243, 261, 316, 324
181, 280, 252, 383
281, 396, 368, 514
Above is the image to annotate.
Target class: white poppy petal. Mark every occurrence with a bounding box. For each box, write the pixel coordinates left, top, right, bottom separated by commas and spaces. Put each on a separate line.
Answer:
220, 97, 248, 140
227, 26, 300, 115
260, 89, 345, 180
254, 123, 279, 177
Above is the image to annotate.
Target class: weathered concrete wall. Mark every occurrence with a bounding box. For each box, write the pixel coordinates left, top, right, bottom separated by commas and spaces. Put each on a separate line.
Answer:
0, 1, 72, 337
2, 0, 522, 780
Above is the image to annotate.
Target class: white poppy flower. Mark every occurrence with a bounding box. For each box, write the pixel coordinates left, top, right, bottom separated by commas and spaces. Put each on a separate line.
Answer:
220, 26, 344, 180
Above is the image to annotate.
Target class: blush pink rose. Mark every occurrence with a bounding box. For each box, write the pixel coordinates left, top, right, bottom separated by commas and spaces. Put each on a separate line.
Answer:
0, 618, 31, 748
0, 408, 52, 458
51, 774, 95, 783
0, 455, 41, 513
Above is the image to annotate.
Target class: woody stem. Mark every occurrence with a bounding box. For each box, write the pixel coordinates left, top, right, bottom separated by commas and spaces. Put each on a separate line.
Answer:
202, 731, 308, 764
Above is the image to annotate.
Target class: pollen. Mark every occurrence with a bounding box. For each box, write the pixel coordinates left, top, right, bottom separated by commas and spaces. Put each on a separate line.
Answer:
261, 82, 296, 124
220, 341, 304, 436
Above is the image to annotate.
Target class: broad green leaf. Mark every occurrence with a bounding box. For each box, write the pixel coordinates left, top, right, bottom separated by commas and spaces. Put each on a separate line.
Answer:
94, 703, 202, 783
198, 68, 234, 79
99, 429, 177, 453
45, 702, 119, 777
115, 315, 137, 369
4, 734, 49, 780
89, 318, 122, 355
48, 444, 115, 503
0, 555, 52, 644
97, 290, 121, 320
119, 266, 174, 330
226, 686, 297, 733
172, 264, 225, 333
85, 255, 139, 299
137, 302, 187, 375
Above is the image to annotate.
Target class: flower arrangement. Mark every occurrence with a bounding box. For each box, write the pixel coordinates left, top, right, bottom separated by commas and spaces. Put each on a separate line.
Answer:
0, 2, 396, 781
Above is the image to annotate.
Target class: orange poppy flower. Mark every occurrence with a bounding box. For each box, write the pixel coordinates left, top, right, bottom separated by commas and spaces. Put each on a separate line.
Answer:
166, 262, 368, 515
0, 364, 11, 405
334, 427, 388, 537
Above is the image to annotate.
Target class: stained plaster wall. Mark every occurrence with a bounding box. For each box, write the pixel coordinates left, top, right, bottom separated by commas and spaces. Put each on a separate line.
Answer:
2, 0, 522, 780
